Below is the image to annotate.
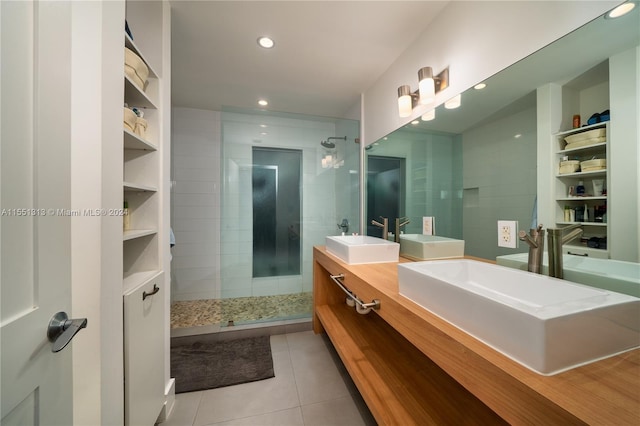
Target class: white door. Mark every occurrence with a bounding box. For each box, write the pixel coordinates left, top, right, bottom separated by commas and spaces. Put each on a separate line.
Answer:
1, 1, 77, 424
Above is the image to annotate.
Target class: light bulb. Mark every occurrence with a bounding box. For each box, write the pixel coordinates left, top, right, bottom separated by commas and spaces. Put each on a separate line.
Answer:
418, 67, 435, 105
444, 94, 461, 109
421, 109, 435, 121
397, 85, 413, 117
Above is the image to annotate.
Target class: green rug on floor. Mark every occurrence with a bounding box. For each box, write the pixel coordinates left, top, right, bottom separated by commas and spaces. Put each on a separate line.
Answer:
171, 335, 274, 393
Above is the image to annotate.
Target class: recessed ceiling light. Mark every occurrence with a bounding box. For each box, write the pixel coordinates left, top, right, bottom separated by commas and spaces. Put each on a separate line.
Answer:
260, 132, 268, 136
474, 83, 487, 90
514, 133, 522, 139
260, 124, 268, 128
411, 120, 420, 125
606, 1, 635, 18
257, 36, 274, 49
258, 99, 268, 107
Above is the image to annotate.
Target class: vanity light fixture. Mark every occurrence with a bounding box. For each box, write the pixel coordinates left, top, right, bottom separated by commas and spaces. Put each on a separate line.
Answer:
421, 109, 435, 121
257, 36, 275, 48
606, 1, 635, 18
397, 66, 449, 117
444, 94, 462, 109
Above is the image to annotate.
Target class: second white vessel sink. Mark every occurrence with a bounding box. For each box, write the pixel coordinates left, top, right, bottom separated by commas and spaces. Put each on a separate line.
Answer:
496, 253, 640, 297
325, 235, 399, 265
398, 259, 640, 375
399, 234, 464, 260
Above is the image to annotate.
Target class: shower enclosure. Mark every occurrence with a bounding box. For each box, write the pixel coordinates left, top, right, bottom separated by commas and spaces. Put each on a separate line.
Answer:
170, 107, 360, 334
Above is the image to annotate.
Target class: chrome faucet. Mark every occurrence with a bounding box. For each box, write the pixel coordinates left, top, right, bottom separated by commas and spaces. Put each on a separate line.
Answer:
518, 224, 545, 274
547, 223, 583, 279
337, 218, 349, 234
394, 217, 410, 243
371, 216, 388, 240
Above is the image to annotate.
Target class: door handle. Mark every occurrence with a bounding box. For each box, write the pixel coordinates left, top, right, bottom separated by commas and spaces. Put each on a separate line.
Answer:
47, 312, 88, 353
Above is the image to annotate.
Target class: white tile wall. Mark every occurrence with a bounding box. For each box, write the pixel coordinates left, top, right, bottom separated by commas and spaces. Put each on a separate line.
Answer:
171, 108, 222, 301
462, 107, 537, 260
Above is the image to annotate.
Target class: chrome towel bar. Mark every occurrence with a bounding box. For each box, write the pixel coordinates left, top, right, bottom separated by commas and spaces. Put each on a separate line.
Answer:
329, 274, 380, 313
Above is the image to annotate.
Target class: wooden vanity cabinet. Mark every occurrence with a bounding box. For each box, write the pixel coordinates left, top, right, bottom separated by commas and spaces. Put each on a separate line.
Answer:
313, 246, 640, 425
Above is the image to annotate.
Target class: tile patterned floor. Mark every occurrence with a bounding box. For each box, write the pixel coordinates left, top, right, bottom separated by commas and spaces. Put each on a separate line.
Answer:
171, 293, 313, 329
161, 331, 376, 426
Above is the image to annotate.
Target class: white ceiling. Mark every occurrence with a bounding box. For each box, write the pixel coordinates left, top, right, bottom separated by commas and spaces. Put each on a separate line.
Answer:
170, 1, 450, 118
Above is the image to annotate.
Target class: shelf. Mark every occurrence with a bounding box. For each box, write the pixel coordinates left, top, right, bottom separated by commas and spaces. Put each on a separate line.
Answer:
554, 122, 607, 137
556, 169, 606, 178
123, 229, 157, 241
123, 269, 162, 295
124, 181, 158, 192
124, 129, 157, 151
556, 221, 607, 227
125, 76, 158, 109
557, 142, 606, 154
315, 303, 504, 425
125, 33, 158, 78
556, 196, 607, 201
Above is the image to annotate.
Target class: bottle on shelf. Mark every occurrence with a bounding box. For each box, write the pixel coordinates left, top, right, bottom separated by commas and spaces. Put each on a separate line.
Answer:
584, 203, 589, 222
576, 180, 585, 196
123, 200, 130, 231
572, 114, 580, 129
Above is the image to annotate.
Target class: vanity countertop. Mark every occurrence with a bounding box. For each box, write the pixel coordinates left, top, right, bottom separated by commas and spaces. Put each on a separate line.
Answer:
313, 246, 640, 425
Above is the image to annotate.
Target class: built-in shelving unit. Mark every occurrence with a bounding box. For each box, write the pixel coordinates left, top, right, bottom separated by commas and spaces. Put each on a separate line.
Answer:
553, 122, 609, 258
123, 31, 161, 292
121, 4, 168, 424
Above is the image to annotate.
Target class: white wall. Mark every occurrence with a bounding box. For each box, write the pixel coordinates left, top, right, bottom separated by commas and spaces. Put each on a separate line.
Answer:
362, 1, 620, 144
71, 1, 125, 424
609, 46, 639, 261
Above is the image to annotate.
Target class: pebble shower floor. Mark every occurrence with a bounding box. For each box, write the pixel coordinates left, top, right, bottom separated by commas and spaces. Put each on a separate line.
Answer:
171, 292, 313, 329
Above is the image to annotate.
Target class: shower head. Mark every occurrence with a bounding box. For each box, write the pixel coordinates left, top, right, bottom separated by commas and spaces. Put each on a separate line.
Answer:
320, 136, 347, 149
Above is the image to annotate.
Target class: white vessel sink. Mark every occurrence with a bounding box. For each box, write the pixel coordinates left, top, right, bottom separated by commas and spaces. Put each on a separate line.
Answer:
398, 259, 640, 375
399, 234, 464, 260
325, 235, 399, 264
496, 253, 640, 298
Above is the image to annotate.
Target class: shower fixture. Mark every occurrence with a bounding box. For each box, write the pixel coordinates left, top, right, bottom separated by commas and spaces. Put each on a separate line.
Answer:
320, 136, 347, 149
320, 136, 347, 169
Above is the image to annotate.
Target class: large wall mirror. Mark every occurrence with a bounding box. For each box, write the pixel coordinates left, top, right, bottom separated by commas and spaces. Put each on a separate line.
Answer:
365, 7, 639, 262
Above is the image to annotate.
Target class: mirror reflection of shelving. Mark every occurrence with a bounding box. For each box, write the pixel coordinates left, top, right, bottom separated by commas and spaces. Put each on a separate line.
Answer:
554, 122, 609, 258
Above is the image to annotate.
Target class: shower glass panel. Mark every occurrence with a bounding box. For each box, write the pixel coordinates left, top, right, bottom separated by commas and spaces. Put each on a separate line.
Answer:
252, 148, 301, 277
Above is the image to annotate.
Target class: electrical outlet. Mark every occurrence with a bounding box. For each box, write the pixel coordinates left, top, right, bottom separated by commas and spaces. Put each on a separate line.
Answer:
497, 220, 518, 248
